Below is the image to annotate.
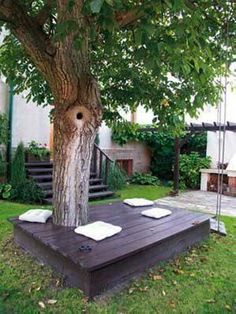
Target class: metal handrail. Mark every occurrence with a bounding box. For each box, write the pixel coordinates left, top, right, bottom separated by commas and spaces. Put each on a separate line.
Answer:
92, 144, 114, 185
94, 143, 113, 162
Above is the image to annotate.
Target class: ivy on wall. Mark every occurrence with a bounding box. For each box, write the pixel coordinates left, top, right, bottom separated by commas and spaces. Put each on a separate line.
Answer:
111, 121, 208, 181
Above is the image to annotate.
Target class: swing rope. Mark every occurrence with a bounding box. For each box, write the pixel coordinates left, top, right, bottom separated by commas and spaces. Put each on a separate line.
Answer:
215, 3, 230, 234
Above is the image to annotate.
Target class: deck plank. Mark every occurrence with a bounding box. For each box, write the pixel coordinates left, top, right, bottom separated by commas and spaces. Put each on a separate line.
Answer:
44, 208, 189, 255
72, 213, 208, 269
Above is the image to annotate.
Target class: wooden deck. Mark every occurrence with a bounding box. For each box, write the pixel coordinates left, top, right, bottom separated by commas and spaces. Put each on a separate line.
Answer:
10, 202, 210, 298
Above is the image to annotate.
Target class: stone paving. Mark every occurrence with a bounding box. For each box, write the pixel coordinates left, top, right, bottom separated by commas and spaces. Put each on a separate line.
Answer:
155, 190, 236, 217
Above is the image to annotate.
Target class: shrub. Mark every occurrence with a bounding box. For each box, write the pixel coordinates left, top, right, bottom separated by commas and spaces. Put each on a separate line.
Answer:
10, 142, 43, 204
130, 172, 160, 186
179, 153, 211, 189
11, 142, 26, 187
0, 183, 12, 199
0, 154, 7, 178
11, 179, 43, 204
0, 113, 8, 145
103, 162, 127, 191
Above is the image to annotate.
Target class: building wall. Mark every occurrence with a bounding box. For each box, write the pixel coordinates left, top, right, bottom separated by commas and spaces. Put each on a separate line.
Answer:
0, 80, 51, 149
103, 142, 151, 174
0, 81, 9, 114
98, 108, 153, 174
11, 92, 51, 148
207, 131, 236, 168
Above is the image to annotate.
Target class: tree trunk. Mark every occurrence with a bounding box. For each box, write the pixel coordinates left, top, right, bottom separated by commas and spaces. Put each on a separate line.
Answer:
52, 87, 102, 227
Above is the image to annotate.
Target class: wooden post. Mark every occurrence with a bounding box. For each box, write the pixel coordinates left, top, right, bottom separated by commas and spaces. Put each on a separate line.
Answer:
173, 137, 180, 195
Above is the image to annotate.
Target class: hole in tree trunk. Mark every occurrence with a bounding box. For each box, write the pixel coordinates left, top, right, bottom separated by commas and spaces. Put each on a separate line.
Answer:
76, 112, 83, 120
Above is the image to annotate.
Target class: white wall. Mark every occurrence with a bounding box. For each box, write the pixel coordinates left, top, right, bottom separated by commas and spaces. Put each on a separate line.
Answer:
0, 80, 51, 148
0, 81, 9, 114
207, 131, 236, 167
11, 92, 51, 148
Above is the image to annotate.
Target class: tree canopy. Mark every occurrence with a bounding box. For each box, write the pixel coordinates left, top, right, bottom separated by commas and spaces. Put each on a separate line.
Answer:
0, 0, 235, 129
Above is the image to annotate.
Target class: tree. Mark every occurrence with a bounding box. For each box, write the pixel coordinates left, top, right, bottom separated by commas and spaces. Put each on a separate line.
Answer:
0, 0, 235, 226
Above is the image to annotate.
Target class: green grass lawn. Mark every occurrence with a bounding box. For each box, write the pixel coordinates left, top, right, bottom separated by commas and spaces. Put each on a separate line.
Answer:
117, 183, 171, 200
0, 184, 236, 313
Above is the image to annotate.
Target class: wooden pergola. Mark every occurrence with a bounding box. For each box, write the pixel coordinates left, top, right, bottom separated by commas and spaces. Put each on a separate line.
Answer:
140, 121, 236, 195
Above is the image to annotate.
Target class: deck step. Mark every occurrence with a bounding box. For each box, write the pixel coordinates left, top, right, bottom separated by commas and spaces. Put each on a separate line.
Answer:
44, 190, 114, 204
25, 160, 113, 203
38, 182, 52, 190
27, 168, 53, 174
30, 174, 52, 181
43, 184, 109, 198
89, 178, 103, 185
30, 174, 99, 182
89, 184, 109, 191
43, 190, 53, 197
44, 198, 53, 204
25, 162, 53, 167
88, 191, 114, 200
90, 172, 97, 178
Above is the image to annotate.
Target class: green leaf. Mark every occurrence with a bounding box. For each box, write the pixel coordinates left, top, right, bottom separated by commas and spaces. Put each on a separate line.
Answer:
90, 0, 104, 13
105, 0, 113, 5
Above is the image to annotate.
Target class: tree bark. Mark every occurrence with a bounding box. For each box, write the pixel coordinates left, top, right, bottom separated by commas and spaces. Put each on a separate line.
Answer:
0, 0, 103, 227
52, 82, 102, 226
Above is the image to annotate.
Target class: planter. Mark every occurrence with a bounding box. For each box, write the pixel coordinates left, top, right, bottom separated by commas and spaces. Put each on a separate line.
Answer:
25, 152, 50, 163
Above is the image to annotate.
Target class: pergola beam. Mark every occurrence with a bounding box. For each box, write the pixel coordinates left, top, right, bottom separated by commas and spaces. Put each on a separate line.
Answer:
139, 121, 236, 133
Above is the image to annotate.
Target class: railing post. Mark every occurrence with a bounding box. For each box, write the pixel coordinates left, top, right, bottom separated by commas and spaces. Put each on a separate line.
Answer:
93, 145, 97, 174
105, 158, 109, 185
99, 150, 103, 179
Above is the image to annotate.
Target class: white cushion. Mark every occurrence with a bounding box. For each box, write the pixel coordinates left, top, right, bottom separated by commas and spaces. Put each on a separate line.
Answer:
141, 207, 172, 219
19, 209, 52, 223
74, 221, 122, 241
123, 198, 154, 207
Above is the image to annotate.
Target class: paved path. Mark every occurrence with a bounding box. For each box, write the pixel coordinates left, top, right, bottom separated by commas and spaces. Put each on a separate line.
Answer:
155, 190, 236, 217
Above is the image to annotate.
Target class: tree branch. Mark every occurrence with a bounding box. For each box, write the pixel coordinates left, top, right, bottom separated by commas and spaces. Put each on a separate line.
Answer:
0, 0, 56, 82
116, 8, 143, 28
35, 0, 55, 26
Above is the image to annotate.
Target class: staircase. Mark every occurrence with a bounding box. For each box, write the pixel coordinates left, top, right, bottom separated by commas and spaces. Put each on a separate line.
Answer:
25, 144, 114, 204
